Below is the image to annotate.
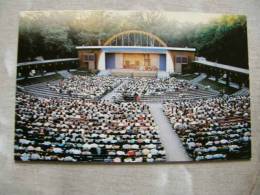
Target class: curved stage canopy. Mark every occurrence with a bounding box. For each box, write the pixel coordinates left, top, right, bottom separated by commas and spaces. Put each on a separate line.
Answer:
103, 30, 168, 47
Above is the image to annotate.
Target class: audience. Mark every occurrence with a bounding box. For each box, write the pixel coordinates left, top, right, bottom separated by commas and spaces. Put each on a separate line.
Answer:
117, 77, 198, 97
163, 95, 251, 161
14, 93, 166, 163
48, 75, 123, 100
15, 74, 251, 163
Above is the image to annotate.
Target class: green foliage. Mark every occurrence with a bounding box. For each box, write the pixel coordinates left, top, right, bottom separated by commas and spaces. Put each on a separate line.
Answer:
18, 12, 248, 69
196, 15, 248, 69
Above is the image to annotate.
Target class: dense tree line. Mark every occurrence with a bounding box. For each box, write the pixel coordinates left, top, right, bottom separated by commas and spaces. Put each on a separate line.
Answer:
18, 11, 248, 69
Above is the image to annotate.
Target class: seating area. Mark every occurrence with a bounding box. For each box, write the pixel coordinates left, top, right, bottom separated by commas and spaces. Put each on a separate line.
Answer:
15, 72, 251, 163
163, 95, 251, 161
140, 89, 218, 102
48, 75, 123, 100
116, 77, 218, 102
20, 75, 218, 103
14, 93, 166, 163
117, 77, 192, 96
21, 80, 71, 99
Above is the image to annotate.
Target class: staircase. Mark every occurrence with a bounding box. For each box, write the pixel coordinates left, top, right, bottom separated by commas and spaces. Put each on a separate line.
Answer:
97, 70, 111, 76
133, 71, 156, 78
110, 70, 157, 78
232, 87, 249, 96
157, 71, 170, 79
22, 81, 70, 99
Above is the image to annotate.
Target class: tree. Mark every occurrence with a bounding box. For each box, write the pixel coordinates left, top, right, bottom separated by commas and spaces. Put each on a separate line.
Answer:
17, 11, 248, 69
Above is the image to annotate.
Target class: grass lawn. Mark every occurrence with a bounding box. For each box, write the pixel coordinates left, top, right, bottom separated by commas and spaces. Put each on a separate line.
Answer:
17, 74, 63, 86
199, 78, 238, 94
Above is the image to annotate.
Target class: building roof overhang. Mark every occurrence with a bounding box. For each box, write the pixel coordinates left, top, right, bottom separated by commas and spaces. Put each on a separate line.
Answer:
76, 46, 196, 53
17, 58, 79, 67
194, 60, 249, 75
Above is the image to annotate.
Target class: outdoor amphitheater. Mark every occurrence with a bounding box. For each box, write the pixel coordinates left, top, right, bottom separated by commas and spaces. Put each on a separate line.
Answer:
14, 29, 251, 163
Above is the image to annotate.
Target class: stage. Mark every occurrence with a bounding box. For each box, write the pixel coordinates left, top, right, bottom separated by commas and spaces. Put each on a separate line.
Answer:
110, 69, 157, 77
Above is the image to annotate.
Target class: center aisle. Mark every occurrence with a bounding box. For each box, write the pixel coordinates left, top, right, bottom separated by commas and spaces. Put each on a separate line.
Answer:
148, 103, 192, 162
101, 80, 128, 101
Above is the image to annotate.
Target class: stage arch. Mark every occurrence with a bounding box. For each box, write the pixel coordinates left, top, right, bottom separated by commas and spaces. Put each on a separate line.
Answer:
103, 30, 167, 47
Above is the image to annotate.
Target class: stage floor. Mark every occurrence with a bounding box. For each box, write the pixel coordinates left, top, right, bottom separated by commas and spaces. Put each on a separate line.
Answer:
109, 69, 157, 77
110, 68, 157, 73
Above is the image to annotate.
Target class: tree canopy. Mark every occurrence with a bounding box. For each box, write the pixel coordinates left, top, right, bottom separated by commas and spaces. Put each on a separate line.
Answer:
18, 11, 248, 69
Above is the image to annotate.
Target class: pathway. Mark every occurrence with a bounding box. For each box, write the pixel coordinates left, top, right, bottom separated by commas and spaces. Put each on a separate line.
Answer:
232, 87, 249, 96
101, 80, 128, 101
148, 103, 191, 162
58, 70, 72, 79
190, 73, 207, 84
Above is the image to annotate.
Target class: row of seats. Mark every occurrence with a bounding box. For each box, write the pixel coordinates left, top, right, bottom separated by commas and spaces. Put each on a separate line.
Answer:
21, 75, 218, 103
15, 93, 166, 163
163, 95, 251, 161
116, 77, 218, 101
48, 75, 124, 100
141, 89, 218, 102
22, 81, 71, 99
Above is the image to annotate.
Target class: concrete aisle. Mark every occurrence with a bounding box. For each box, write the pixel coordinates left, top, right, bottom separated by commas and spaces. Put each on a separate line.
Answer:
101, 80, 128, 101
190, 73, 207, 84
148, 103, 192, 162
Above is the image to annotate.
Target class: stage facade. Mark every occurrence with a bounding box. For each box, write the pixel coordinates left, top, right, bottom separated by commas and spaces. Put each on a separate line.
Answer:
76, 30, 196, 73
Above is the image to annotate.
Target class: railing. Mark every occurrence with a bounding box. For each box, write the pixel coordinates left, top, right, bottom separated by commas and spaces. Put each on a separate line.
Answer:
17, 58, 79, 79
193, 59, 249, 75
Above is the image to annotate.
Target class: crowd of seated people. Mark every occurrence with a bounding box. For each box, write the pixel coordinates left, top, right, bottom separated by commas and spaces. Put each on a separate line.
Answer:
163, 95, 251, 161
48, 75, 123, 100
117, 77, 198, 97
14, 93, 166, 163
